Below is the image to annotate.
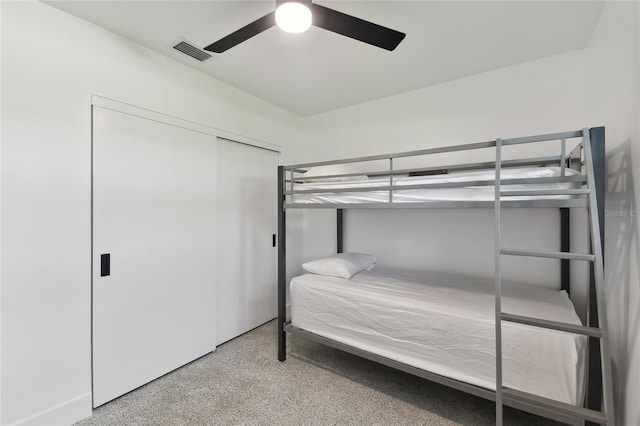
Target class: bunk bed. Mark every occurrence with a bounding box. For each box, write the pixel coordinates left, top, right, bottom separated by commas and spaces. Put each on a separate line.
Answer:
277, 128, 613, 425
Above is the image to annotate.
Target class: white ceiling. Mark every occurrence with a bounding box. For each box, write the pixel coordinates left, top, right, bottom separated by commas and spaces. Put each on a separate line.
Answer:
46, 1, 604, 116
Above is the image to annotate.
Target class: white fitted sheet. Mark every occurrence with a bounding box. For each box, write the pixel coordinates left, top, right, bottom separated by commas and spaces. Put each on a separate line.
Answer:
293, 167, 580, 204
290, 269, 586, 405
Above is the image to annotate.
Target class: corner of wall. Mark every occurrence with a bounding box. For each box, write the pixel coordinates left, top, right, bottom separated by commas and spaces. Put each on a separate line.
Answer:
584, 1, 640, 425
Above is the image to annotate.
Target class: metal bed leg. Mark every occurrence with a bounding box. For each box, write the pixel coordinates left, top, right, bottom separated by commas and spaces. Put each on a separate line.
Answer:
560, 208, 570, 295
278, 166, 287, 362
337, 209, 344, 253
494, 138, 504, 426
586, 127, 605, 424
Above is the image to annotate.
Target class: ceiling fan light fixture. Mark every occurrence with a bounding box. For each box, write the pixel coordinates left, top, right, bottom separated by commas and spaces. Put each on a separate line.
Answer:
205, 0, 406, 54
275, 2, 312, 33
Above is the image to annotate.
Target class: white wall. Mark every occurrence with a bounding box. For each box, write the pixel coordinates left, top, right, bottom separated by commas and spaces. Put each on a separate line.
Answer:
0, 2, 304, 425
303, 49, 590, 304
585, 2, 640, 425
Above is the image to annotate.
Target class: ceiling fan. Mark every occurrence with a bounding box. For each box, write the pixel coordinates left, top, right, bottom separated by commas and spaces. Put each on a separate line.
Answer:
204, 0, 406, 53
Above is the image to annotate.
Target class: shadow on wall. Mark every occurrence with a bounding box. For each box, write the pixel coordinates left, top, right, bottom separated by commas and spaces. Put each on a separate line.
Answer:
604, 139, 639, 425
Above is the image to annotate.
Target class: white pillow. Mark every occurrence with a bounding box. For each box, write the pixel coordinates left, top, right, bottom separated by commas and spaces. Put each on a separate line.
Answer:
303, 164, 368, 182
302, 253, 376, 279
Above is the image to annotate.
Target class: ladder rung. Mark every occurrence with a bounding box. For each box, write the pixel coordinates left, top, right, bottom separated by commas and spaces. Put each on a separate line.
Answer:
502, 388, 607, 424
500, 189, 589, 197
500, 249, 595, 261
501, 313, 602, 337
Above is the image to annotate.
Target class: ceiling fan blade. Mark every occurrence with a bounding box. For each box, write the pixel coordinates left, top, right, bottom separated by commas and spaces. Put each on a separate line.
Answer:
311, 4, 405, 51
205, 12, 276, 53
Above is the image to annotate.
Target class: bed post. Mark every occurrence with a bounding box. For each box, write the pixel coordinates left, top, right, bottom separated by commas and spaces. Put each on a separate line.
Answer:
585, 126, 605, 424
560, 208, 570, 295
337, 209, 344, 253
278, 166, 287, 362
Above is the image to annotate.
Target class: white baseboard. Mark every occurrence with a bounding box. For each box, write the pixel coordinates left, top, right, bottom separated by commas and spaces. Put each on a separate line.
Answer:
12, 393, 92, 426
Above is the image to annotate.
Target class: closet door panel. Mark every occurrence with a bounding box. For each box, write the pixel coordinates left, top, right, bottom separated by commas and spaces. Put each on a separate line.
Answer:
217, 139, 278, 344
92, 107, 217, 407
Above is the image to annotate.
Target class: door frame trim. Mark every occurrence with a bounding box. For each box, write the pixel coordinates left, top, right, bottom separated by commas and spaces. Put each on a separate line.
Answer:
91, 95, 281, 153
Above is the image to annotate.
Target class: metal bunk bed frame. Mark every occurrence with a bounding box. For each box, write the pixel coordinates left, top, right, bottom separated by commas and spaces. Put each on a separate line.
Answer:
277, 127, 612, 425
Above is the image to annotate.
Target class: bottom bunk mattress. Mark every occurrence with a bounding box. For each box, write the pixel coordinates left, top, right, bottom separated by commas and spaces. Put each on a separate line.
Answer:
290, 269, 586, 405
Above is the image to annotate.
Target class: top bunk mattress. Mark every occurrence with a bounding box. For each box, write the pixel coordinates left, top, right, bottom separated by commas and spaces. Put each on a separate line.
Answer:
290, 166, 580, 204
290, 269, 586, 405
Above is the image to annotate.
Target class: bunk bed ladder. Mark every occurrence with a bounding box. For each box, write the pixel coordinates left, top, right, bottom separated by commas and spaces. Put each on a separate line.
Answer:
494, 128, 614, 425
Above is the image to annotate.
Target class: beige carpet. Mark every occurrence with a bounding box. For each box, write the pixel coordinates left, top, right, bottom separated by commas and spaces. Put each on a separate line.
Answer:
77, 320, 559, 425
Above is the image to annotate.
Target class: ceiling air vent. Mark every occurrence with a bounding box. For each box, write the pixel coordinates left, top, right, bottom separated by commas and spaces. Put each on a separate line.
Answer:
173, 40, 212, 62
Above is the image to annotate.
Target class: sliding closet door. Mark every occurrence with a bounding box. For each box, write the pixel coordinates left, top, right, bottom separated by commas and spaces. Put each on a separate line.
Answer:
92, 107, 217, 407
217, 138, 278, 344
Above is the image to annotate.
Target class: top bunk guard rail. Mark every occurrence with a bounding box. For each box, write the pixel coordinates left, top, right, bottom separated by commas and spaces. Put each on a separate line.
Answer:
294, 156, 564, 182
285, 176, 588, 195
283, 140, 498, 170
283, 130, 583, 171
282, 129, 588, 209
